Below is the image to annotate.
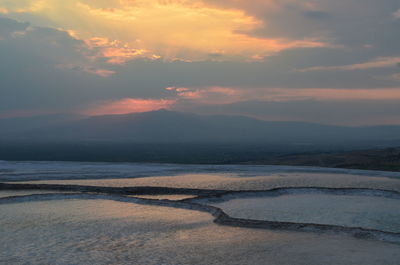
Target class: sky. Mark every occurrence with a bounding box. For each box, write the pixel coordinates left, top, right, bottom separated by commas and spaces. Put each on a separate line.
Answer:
0, 0, 399, 125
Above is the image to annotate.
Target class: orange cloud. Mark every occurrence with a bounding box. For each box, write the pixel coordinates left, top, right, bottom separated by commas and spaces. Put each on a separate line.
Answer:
298, 57, 400, 72
168, 86, 400, 104
2, 0, 331, 62
84, 98, 176, 116
267, 88, 400, 101
0, 0, 44, 13
167, 86, 243, 104
85, 37, 160, 64
203, 0, 294, 15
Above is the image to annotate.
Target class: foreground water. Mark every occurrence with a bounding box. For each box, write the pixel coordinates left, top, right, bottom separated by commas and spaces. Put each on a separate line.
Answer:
1, 161, 400, 265
211, 194, 400, 233
2, 198, 400, 265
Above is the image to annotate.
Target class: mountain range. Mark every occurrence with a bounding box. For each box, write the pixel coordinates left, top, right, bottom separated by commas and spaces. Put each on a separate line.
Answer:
1, 110, 400, 147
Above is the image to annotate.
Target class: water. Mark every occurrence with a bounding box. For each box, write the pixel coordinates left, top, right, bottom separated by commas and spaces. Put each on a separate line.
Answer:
1, 160, 400, 182
1, 198, 400, 265
212, 194, 400, 233
132, 194, 197, 200
1, 161, 400, 264
0, 190, 66, 198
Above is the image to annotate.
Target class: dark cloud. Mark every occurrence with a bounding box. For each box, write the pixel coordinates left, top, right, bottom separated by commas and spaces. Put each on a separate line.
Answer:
244, 0, 400, 59
0, 17, 29, 37
302, 10, 332, 20
0, 17, 114, 111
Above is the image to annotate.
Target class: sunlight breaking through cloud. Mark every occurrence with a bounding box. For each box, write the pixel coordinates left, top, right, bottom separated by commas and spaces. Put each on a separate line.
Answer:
0, 0, 330, 62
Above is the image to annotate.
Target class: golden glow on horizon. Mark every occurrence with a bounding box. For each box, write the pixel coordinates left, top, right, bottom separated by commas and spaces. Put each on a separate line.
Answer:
84, 98, 176, 116
83, 87, 400, 117
298, 57, 400, 72
0, 0, 328, 62
167, 86, 400, 103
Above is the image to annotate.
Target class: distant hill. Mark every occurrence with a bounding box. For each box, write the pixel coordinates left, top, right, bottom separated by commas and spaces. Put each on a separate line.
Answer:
1, 110, 400, 148
1, 110, 400, 169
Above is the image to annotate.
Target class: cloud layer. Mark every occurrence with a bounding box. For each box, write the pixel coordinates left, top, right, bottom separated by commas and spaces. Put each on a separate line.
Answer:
0, 0, 329, 62
0, 0, 399, 125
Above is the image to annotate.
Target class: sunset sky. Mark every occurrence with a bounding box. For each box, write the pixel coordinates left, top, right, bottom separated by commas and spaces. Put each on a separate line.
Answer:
0, 0, 399, 125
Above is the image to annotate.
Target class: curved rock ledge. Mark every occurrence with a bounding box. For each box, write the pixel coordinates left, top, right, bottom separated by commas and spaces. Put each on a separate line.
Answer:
2, 182, 400, 198
187, 187, 400, 203
1, 183, 400, 244
0, 182, 226, 196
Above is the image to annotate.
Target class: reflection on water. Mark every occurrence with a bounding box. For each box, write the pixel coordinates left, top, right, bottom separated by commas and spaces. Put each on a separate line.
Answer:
0, 199, 212, 222
11, 172, 400, 192
131, 195, 196, 200
213, 194, 400, 233
2, 162, 400, 264
1, 198, 400, 265
0, 190, 66, 199
3, 161, 399, 183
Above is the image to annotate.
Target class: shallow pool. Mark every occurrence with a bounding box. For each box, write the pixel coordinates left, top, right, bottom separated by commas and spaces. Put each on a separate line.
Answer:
212, 194, 400, 233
